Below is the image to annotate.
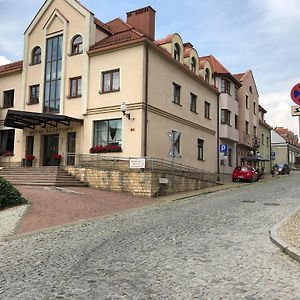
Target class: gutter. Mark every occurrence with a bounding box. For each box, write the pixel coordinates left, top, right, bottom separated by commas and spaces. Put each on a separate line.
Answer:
217, 94, 220, 180
144, 43, 149, 157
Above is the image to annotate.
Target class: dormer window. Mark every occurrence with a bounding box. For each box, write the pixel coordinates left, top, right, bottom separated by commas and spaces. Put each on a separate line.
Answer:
191, 57, 196, 73
205, 68, 210, 83
174, 43, 180, 62
71, 35, 83, 55
32, 46, 41, 65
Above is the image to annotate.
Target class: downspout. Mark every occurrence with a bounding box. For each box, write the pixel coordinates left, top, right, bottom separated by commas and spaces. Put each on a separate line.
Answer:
217, 93, 220, 181
287, 143, 290, 165
144, 43, 149, 157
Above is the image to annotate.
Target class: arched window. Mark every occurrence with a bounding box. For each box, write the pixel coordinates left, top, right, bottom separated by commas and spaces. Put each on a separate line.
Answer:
174, 43, 180, 62
191, 57, 196, 73
71, 35, 83, 55
205, 68, 210, 83
32, 46, 41, 65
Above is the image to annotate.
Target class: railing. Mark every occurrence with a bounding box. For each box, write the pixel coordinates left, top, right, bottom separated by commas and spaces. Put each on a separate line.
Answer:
0, 152, 12, 168
63, 153, 219, 182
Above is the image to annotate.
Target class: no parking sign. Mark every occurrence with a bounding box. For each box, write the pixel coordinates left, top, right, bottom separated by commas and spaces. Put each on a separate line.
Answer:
291, 83, 300, 105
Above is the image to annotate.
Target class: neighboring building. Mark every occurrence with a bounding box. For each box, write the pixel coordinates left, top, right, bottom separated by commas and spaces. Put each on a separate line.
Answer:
258, 105, 272, 173
199, 55, 241, 174
0, 1, 219, 173
234, 70, 260, 165
271, 127, 300, 167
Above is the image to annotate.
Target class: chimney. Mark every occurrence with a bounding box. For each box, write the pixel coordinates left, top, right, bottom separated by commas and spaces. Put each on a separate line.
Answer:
126, 6, 156, 40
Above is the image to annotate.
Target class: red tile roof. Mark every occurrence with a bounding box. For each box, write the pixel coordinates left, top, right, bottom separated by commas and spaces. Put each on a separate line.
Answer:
0, 61, 22, 75
199, 55, 231, 74
155, 34, 175, 45
94, 17, 113, 34
233, 72, 246, 82
105, 18, 133, 34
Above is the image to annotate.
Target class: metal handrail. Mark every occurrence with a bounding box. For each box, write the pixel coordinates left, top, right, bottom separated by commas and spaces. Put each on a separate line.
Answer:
0, 152, 12, 168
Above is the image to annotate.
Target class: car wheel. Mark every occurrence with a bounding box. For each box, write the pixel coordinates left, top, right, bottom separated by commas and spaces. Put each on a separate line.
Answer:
248, 176, 253, 183
232, 178, 236, 182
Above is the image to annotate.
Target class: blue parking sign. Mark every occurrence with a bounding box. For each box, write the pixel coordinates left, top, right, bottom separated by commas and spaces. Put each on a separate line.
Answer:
220, 144, 228, 155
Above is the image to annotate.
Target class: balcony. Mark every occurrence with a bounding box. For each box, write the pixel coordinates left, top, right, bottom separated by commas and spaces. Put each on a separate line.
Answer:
242, 133, 260, 148
252, 136, 260, 148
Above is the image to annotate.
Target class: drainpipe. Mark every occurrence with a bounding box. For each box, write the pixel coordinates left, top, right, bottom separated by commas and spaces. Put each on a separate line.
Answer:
287, 143, 290, 165
144, 43, 149, 157
217, 93, 220, 181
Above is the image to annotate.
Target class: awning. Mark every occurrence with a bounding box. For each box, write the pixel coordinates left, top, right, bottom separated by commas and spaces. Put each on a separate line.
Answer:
241, 156, 269, 162
4, 110, 83, 129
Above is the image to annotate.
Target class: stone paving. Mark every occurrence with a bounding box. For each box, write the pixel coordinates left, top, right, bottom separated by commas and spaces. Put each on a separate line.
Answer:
0, 175, 300, 299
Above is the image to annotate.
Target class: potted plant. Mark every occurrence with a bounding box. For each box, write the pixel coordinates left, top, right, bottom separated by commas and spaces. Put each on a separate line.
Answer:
52, 153, 62, 166
25, 154, 35, 167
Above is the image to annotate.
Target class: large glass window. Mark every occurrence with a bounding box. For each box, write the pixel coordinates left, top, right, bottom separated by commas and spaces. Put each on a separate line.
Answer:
0, 130, 15, 155
44, 35, 63, 113
93, 119, 122, 146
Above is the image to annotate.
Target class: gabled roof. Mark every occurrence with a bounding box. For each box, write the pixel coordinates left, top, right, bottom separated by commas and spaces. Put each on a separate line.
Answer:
233, 72, 246, 82
94, 17, 113, 35
233, 70, 259, 97
0, 61, 23, 76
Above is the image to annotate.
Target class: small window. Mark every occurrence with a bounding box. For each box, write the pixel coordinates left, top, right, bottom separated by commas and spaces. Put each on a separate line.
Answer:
172, 82, 181, 105
190, 93, 197, 113
29, 85, 39, 104
69, 76, 82, 98
249, 85, 253, 93
246, 95, 249, 109
267, 136, 269, 146
3, 90, 14, 108
170, 130, 181, 156
204, 101, 210, 119
254, 102, 256, 114
221, 109, 231, 125
32, 46, 41, 65
102, 69, 120, 93
174, 43, 180, 62
235, 114, 238, 129
205, 68, 210, 83
234, 85, 238, 100
253, 126, 257, 136
221, 78, 231, 94
246, 121, 249, 134
262, 133, 264, 145
71, 35, 83, 55
191, 57, 197, 73
197, 138, 204, 160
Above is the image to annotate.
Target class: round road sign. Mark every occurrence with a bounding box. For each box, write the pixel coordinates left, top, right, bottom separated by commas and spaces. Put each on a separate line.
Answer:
291, 83, 300, 105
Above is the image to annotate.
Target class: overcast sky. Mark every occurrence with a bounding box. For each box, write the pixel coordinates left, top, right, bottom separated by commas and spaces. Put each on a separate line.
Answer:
0, 0, 299, 134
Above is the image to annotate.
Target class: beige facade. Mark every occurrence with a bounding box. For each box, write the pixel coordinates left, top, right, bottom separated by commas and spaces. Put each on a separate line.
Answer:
0, 1, 219, 173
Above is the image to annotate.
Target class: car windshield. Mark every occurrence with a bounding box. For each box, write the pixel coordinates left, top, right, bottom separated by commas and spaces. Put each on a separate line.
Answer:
235, 166, 248, 171
277, 164, 284, 168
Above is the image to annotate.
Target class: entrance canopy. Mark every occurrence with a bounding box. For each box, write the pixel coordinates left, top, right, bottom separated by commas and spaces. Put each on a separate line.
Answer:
4, 110, 83, 129
241, 156, 269, 163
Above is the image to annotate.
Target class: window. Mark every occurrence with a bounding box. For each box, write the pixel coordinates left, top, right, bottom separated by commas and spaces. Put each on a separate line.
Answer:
221, 109, 231, 125
228, 149, 232, 167
204, 101, 210, 119
69, 77, 82, 98
172, 82, 181, 105
253, 126, 257, 136
267, 136, 269, 146
246, 95, 249, 109
29, 85, 39, 104
0, 129, 15, 155
190, 93, 197, 113
262, 133, 264, 145
245, 121, 249, 134
44, 35, 63, 113
235, 114, 238, 129
249, 85, 253, 93
174, 43, 180, 62
93, 119, 122, 147
102, 69, 120, 93
221, 78, 231, 94
191, 57, 196, 73
205, 69, 210, 83
254, 102, 256, 114
197, 138, 204, 160
32, 46, 41, 65
234, 85, 238, 100
3, 90, 14, 108
71, 35, 83, 55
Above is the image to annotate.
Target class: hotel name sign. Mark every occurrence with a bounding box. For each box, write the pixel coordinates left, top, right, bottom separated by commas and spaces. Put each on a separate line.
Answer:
29, 126, 74, 135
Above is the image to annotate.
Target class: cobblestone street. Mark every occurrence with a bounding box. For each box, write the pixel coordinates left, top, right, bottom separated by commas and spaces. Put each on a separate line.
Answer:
1, 174, 300, 299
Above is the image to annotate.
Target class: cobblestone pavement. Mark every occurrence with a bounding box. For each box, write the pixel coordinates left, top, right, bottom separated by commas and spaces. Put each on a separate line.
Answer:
1, 175, 300, 299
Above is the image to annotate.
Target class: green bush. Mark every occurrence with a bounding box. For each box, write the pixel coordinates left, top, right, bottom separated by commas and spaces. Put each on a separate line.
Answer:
0, 176, 27, 210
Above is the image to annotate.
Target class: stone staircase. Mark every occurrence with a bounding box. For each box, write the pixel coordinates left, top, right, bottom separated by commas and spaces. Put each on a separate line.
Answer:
0, 166, 88, 187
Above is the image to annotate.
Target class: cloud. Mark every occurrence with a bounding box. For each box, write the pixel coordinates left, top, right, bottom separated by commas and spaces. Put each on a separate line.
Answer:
0, 56, 11, 65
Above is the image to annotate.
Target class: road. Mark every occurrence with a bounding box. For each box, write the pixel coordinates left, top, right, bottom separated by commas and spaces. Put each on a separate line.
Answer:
1, 174, 300, 299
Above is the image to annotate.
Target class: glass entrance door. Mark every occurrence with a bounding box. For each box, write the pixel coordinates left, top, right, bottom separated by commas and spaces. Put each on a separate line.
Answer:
67, 132, 76, 165
43, 134, 59, 166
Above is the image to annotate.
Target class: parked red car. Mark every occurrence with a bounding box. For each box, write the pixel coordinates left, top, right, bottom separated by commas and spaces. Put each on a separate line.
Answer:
232, 166, 259, 182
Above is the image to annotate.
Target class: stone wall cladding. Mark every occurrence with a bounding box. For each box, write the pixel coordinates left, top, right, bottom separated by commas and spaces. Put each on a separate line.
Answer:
65, 167, 218, 198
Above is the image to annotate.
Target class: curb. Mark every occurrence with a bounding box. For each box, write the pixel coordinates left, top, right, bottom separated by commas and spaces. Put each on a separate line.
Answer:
270, 206, 300, 263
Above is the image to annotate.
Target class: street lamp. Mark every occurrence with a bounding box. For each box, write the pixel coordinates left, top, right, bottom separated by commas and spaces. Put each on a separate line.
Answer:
120, 101, 131, 120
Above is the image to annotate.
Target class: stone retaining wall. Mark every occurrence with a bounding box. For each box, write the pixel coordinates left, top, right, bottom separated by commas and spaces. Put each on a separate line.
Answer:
66, 167, 218, 198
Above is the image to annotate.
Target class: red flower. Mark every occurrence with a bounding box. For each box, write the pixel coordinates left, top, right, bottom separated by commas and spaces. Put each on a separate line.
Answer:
89, 145, 122, 153
25, 154, 35, 161
52, 154, 62, 160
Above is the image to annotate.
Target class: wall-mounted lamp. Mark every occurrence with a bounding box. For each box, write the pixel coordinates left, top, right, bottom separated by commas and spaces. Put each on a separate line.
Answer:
120, 101, 131, 120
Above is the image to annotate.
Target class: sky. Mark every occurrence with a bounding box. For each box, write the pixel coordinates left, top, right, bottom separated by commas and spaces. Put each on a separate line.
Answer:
0, 0, 299, 134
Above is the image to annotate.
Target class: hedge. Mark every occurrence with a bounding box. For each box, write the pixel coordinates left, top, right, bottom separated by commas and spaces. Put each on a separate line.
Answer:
0, 176, 27, 210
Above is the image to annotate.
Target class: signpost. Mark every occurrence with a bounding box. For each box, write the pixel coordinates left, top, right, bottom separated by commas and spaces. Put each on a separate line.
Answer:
219, 144, 228, 160
290, 83, 300, 137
